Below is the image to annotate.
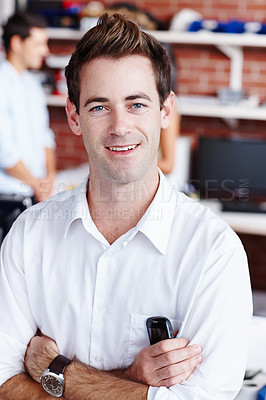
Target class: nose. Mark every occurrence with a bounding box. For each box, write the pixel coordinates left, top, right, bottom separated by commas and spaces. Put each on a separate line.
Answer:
41, 36, 50, 58
43, 42, 50, 57
108, 108, 131, 136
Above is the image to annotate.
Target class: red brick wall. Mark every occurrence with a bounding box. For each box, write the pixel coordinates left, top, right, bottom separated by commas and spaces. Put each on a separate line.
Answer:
175, 46, 266, 98
48, 107, 88, 168
87, 0, 266, 23
238, 233, 266, 291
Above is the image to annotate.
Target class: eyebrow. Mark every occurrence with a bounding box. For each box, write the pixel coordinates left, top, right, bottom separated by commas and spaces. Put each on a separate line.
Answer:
83, 97, 108, 108
125, 93, 152, 102
83, 93, 152, 108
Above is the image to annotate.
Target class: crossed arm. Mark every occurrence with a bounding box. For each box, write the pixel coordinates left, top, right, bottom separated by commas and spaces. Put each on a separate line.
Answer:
5, 148, 56, 202
0, 334, 202, 399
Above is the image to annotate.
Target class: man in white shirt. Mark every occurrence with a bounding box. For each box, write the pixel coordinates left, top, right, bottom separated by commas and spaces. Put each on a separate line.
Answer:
0, 11, 56, 202
0, 13, 252, 400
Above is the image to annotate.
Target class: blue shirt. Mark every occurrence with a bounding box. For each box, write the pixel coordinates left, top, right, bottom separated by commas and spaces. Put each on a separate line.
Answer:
0, 60, 55, 195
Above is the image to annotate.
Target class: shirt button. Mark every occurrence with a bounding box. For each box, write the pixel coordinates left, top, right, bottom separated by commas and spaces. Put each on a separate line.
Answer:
95, 355, 103, 363
97, 305, 106, 313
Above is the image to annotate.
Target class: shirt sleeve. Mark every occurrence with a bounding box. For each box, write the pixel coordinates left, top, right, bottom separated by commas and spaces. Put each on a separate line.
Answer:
148, 232, 253, 400
0, 218, 37, 386
0, 90, 21, 169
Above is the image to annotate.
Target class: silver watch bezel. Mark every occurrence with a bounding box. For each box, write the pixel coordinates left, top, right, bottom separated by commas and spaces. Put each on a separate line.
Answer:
41, 369, 64, 398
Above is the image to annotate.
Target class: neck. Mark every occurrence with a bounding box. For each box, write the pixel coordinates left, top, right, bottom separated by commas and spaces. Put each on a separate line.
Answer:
87, 171, 160, 244
7, 53, 25, 74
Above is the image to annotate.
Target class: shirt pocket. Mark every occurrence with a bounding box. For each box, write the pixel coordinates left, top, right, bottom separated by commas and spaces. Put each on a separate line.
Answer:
126, 312, 182, 366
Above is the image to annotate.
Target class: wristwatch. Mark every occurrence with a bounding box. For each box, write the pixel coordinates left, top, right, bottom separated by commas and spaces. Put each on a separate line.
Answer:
41, 355, 71, 397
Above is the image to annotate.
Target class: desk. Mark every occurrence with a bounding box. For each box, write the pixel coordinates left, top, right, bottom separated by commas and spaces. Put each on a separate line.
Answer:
200, 200, 266, 236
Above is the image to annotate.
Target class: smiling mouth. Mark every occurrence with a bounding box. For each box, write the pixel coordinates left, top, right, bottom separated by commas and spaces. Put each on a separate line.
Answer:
107, 144, 139, 152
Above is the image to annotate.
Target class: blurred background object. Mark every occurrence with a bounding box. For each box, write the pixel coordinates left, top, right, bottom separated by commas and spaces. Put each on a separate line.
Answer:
0, 0, 16, 26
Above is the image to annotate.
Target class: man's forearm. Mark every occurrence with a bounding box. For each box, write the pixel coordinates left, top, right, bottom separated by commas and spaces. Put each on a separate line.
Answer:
5, 161, 38, 191
0, 364, 148, 400
45, 147, 56, 180
0, 373, 55, 400
5, 160, 44, 201
64, 360, 148, 400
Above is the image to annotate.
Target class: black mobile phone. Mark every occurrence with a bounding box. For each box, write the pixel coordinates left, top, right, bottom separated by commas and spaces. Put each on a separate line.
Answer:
146, 316, 174, 345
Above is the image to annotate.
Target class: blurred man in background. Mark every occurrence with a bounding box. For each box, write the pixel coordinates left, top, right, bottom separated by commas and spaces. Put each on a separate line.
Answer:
0, 11, 56, 201
0, 11, 56, 241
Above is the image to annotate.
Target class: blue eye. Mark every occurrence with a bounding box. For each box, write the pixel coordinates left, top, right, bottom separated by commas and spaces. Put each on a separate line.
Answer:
132, 103, 145, 109
92, 105, 104, 111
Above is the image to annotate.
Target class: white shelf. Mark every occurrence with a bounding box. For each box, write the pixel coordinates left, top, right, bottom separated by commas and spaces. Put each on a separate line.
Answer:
47, 27, 266, 47
152, 30, 266, 47
46, 54, 70, 69
46, 27, 84, 40
46, 94, 67, 107
178, 95, 266, 121
200, 200, 266, 236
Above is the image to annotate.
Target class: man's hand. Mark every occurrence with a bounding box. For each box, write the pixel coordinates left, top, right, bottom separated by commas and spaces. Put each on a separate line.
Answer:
25, 333, 60, 382
124, 338, 202, 387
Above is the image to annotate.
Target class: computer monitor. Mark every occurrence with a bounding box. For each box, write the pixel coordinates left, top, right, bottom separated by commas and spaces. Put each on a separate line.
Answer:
197, 136, 266, 203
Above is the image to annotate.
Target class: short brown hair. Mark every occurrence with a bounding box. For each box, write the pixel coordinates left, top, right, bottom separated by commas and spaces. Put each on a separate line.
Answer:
2, 11, 47, 53
65, 13, 171, 113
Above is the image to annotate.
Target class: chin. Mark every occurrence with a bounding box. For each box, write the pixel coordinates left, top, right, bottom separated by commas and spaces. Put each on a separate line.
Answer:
111, 168, 149, 185
31, 60, 43, 70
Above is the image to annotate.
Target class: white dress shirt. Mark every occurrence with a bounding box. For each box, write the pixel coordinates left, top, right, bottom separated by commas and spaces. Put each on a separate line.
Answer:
0, 60, 55, 195
0, 171, 252, 399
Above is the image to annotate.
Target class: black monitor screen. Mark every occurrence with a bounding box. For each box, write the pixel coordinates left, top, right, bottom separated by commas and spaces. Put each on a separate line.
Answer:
198, 137, 266, 201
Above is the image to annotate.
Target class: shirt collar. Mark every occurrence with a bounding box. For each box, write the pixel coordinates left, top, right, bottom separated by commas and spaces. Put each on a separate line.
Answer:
64, 170, 177, 254
63, 178, 90, 238
137, 169, 176, 255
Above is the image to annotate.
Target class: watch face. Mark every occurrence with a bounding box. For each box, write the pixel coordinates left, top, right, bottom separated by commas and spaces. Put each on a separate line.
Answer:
41, 373, 63, 397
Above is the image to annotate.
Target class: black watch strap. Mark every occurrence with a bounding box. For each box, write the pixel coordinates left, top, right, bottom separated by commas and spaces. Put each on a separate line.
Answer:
48, 355, 71, 375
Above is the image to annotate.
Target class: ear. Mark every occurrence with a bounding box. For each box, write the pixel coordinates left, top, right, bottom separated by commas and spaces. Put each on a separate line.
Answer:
66, 98, 82, 136
10, 35, 23, 53
160, 91, 176, 130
